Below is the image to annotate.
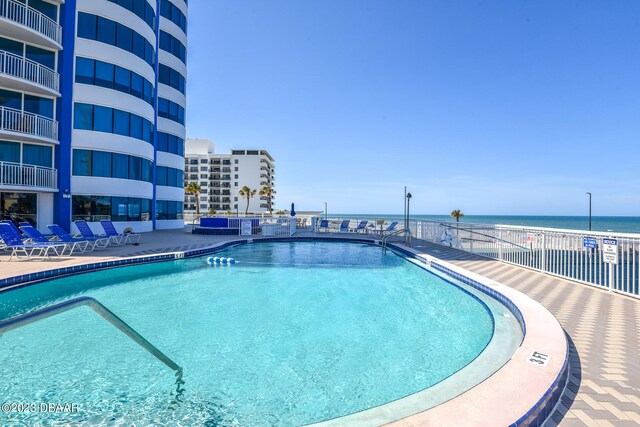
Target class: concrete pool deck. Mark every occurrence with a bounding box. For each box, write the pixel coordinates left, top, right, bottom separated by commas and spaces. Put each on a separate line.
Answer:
1, 228, 638, 426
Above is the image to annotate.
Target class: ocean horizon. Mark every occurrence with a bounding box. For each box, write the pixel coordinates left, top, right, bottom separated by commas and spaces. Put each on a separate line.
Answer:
335, 214, 640, 234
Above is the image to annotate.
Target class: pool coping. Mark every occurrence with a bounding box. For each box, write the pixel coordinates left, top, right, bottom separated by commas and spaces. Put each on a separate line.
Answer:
0, 236, 569, 427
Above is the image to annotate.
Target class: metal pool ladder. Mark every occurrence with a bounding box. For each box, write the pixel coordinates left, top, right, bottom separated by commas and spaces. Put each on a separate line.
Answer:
0, 296, 183, 384
382, 229, 407, 253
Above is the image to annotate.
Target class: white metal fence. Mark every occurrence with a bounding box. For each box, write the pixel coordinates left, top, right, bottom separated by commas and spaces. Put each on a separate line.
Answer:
194, 216, 296, 237
0, 50, 59, 92
0, 106, 58, 141
0, 160, 57, 189
0, 0, 62, 45
410, 220, 640, 299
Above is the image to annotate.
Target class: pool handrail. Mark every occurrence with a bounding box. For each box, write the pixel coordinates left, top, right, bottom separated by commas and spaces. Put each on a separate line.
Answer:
0, 296, 183, 383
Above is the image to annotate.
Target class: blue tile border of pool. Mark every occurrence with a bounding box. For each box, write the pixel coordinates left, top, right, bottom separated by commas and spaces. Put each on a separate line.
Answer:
0, 236, 569, 427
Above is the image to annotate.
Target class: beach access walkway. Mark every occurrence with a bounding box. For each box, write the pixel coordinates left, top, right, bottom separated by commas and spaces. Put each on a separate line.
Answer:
0, 228, 638, 426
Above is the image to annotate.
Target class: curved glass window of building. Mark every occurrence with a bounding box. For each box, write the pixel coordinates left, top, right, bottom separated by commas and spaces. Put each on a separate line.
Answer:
158, 97, 185, 125
72, 195, 152, 222
107, 0, 155, 31
158, 64, 185, 94
76, 57, 154, 105
157, 131, 184, 156
72, 149, 153, 183
77, 13, 155, 67
159, 31, 186, 64
156, 166, 183, 187
156, 200, 183, 220
73, 103, 153, 144
160, 0, 187, 34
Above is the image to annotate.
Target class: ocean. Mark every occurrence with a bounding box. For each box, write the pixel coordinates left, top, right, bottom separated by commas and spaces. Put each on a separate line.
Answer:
337, 215, 640, 234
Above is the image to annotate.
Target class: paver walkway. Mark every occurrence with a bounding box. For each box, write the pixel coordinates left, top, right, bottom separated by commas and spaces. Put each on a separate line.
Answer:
406, 239, 640, 427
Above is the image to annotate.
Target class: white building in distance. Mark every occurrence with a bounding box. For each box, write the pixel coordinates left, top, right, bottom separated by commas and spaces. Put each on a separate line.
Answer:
184, 139, 275, 215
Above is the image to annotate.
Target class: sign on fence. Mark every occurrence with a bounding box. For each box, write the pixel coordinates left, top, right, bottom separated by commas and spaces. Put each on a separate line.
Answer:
602, 238, 618, 264
527, 233, 536, 243
583, 237, 597, 249
241, 220, 252, 236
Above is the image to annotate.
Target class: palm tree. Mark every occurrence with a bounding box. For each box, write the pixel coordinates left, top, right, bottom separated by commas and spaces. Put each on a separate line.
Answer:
238, 185, 257, 215
450, 209, 464, 235
258, 185, 276, 213
185, 182, 202, 215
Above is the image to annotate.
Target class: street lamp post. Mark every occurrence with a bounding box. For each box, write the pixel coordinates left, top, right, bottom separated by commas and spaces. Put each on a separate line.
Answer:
324, 202, 327, 219
586, 192, 592, 231
406, 192, 412, 244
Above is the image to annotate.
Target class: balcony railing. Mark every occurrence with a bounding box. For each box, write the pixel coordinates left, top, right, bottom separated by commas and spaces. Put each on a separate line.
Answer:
0, 0, 62, 45
0, 161, 57, 189
0, 106, 58, 141
0, 50, 59, 92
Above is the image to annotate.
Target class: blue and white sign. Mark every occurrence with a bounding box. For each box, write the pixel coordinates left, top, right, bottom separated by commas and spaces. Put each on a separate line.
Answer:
603, 238, 618, 264
583, 237, 597, 249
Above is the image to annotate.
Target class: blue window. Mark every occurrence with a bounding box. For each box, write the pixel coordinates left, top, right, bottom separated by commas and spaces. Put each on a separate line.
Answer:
75, 57, 95, 85
143, 119, 152, 143
92, 150, 112, 177
97, 16, 116, 45
130, 114, 142, 140
111, 196, 128, 221
24, 95, 54, 119
130, 73, 143, 99
158, 64, 186, 94
156, 132, 185, 156
160, 31, 186, 64
30, 0, 58, 21
73, 149, 91, 176
26, 45, 55, 70
158, 98, 185, 125
157, 166, 167, 186
116, 25, 133, 51
22, 144, 52, 167
77, 13, 97, 40
0, 141, 20, 163
141, 159, 151, 182
132, 33, 145, 59
128, 197, 141, 221
143, 80, 153, 104
114, 67, 131, 93
128, 156, 141, 181
113, 109, 130, 136
112, 153, 129, 179
95, 61, 114, 89
94, 105, 113, 133
0, 88, 22, 110
74, 103, 93, 130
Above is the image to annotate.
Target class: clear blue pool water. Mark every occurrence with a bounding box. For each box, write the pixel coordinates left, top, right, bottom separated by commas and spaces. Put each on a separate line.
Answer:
0, 242, 495, 426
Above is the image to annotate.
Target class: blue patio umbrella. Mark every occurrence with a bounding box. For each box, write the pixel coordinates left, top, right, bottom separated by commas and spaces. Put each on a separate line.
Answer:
290, 203, 296, 217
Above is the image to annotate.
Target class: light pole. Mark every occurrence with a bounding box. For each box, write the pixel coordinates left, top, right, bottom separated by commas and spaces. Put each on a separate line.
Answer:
324, 202, 327, 219
586, 192, 592, 231
406, 192, 412, 244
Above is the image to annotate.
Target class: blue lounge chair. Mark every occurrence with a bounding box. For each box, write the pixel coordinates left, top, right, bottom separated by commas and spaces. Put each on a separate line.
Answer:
376, 221, 399, 236
317, 219, 329, 232
48, 224, 107, 251
100, 220, 141, 245
20, 225, 89, 256
339, 219, 350, 233
0, 223, 66, 261
350, 220, 368, 233
75, 220, 121, 246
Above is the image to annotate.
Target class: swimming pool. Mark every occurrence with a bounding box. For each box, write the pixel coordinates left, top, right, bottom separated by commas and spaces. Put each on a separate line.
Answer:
0, 241, 522, 425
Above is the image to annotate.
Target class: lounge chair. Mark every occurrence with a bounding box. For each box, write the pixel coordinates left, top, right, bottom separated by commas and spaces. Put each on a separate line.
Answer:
338, 219, 350, 233
317, 219, 329, 232
20, 225, 89, 256
350, 220, 368, 233
375, 221, 399, 236
100, 220, 141, 245
0, 223, 66, 261
75, 220, 121, 246
48, 224, 105, 252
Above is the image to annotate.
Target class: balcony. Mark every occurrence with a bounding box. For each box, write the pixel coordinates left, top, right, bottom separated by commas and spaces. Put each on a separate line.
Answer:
0, 0, 63, 49
0, 106, 58, 143
0, 161, 57, 190
0, 50, 59, 96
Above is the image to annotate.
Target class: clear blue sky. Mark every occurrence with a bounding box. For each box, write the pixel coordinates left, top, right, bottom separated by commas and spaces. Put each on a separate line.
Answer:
186, 0, 640, 216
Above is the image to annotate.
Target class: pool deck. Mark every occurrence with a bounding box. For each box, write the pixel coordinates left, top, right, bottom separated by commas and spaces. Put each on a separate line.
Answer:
1, 228, 639, 426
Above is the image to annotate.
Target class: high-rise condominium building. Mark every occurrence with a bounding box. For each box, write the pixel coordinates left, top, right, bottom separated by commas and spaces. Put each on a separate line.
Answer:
184, 139, 275, 215
0, 0, 187, 233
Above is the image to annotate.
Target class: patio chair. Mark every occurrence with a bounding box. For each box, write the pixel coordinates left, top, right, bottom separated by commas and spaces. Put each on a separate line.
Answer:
0, 223, 66, 261
20, 225, 89, 256
48, 224, 106, 252
100, 220, 141, 245
350, 220, 368, 233
339, 219, 350, 233
318, 219, 329, 232
75, 220, 121, 246
375, 221, 399, 236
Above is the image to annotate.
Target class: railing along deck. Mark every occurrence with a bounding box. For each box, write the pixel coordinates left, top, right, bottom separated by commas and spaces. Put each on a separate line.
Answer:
0, 160, 57, 189
0, 50, 59, 92
0, 105, 58, 141
0, 0, 62, 45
